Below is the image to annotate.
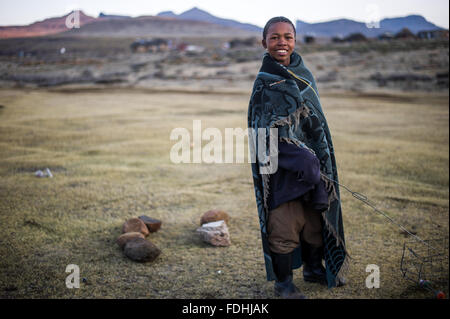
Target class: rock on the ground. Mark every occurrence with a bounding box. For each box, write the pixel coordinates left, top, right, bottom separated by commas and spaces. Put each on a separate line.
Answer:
122, 218, 149, 236
123, 238, 161, 262
196, 220, 231, 247
200, 209, 230, 226
138, 215, 162, 233
117, 232, 145, 249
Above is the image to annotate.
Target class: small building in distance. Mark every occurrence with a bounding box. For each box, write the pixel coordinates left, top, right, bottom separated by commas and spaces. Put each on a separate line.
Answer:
378, 32, 395, 41
394, 28, 417, 39
417, 29, 449, 40
343, 33, 368, 42
130, 39, 170, 53
227, 37, 259, 49
303, 35, 315, 44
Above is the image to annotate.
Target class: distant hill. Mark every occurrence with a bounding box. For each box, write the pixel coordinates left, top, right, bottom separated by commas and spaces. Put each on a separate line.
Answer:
157, 11, 178, 19
379, 15, 443, 34
296, 14, 445, 38
0, 11, 97, 39
60, 15, 252, 38
157, 7, 262, 33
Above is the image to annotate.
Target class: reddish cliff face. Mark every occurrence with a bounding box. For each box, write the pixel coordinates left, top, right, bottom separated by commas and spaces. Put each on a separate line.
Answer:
0, 11, 97, 39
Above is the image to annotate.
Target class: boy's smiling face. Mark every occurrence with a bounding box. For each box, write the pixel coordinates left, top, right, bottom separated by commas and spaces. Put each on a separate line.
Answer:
262, 22, 296, 66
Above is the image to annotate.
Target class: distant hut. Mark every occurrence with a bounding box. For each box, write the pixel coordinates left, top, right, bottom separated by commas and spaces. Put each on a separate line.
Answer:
228, 37, 258, 49
332, 36, 345, 43
185, 45, 205, 53
344, 33, 368, 42
378, 32, 394, 41
417, 29, 449, 40
176, 43, 188, 51
303, 35, 315, 44
394, 28, 417, 40
131, 38, 169, 53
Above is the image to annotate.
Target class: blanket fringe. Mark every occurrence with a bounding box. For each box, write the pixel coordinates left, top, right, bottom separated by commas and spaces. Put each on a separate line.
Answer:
336, 253, 350, 286
279, 136, 300, 147
321, 208, 350, 258
261, 173, 270, 220
321, 173, 350, 284
321, 173, 338, 207
272, 104, 310, 131
321, 208, 351, 286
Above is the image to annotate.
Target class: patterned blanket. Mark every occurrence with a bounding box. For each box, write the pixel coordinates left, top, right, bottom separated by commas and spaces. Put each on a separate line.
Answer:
247, 51, 348, 287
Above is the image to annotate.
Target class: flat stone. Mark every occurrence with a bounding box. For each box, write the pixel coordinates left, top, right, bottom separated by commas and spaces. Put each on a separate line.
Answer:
123, 238, 161, 262
200, 209, 230, 226
138, 215, 162, 233
122, 218, 149, 237
196, 220, 231, 247
117, 232, 145, 250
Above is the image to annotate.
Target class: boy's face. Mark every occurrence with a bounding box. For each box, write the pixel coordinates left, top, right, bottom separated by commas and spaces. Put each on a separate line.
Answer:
262, 22, 296, 66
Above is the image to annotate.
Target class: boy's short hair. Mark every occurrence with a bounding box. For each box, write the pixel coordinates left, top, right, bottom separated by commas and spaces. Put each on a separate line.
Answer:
263, 17, 296, 40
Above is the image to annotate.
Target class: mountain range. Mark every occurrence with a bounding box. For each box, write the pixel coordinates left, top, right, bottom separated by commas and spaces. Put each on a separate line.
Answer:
0, 7, 445, 39
296, 14, 444, 38
157, 7, 261, 32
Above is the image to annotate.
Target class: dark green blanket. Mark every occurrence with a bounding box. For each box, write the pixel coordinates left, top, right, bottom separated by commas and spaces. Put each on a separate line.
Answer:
247, 52, 348, 288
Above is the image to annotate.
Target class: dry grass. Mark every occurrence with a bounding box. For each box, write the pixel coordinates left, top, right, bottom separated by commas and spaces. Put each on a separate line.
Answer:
0, 87, 448, 299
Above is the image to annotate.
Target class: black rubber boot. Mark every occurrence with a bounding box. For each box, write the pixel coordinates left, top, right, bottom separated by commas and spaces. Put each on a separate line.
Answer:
302, 242, 328, 286
272, 252, 307, 299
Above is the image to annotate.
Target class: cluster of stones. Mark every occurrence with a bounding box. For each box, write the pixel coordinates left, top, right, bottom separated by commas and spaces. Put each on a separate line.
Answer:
117, 216, 162, 262
196, 209, 231, 247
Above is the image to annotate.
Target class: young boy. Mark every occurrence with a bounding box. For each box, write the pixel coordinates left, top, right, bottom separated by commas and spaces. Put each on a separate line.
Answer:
248, 17, 347, 299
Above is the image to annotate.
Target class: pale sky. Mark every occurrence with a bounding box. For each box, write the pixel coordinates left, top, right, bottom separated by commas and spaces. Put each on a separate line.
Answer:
0, 0, 448, 28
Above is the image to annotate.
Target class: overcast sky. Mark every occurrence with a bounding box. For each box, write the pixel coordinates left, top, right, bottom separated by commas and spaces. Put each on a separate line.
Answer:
0, 0, 448, 28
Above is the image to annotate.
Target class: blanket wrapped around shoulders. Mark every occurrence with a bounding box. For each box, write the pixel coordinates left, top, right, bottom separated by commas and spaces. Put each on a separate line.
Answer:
247, 51, 348, 288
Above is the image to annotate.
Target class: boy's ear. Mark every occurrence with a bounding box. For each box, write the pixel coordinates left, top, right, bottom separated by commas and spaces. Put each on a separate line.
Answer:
262, 39, 267, 49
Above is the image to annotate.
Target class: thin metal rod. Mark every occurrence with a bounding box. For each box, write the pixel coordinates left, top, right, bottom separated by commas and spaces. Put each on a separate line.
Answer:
322, 174, 443, 254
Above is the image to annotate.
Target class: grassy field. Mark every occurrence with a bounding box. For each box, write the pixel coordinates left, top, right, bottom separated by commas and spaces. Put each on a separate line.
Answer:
0, 87, 448, 299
